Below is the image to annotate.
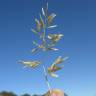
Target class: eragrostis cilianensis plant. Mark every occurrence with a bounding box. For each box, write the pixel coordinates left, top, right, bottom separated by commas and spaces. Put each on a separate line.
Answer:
18, 2, 68, 95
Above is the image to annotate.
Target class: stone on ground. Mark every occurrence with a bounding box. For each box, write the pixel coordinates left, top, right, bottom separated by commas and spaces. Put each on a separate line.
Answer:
45, 89, 64, 96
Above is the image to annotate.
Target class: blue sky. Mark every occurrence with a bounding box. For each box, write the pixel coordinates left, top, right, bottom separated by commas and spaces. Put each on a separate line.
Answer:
0, 0, 96, 96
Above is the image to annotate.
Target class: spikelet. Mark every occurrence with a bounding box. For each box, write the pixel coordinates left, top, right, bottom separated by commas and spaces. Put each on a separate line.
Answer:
47, 47, 59, 51
49, 72, 59, 78
48, 13, 56, 25
31, 28, 38, 34
48, 65, 62, 73
19, 60, 41, 68
35, 18, 41, 32
47, 25, 57, 29
39, 14, 45, 29
42, 7, 45, 17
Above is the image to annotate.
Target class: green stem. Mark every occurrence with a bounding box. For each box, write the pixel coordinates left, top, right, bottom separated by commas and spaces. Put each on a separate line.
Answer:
43, 65, 51, 94
42, 14, 47, 50
42, 7, 52, 94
